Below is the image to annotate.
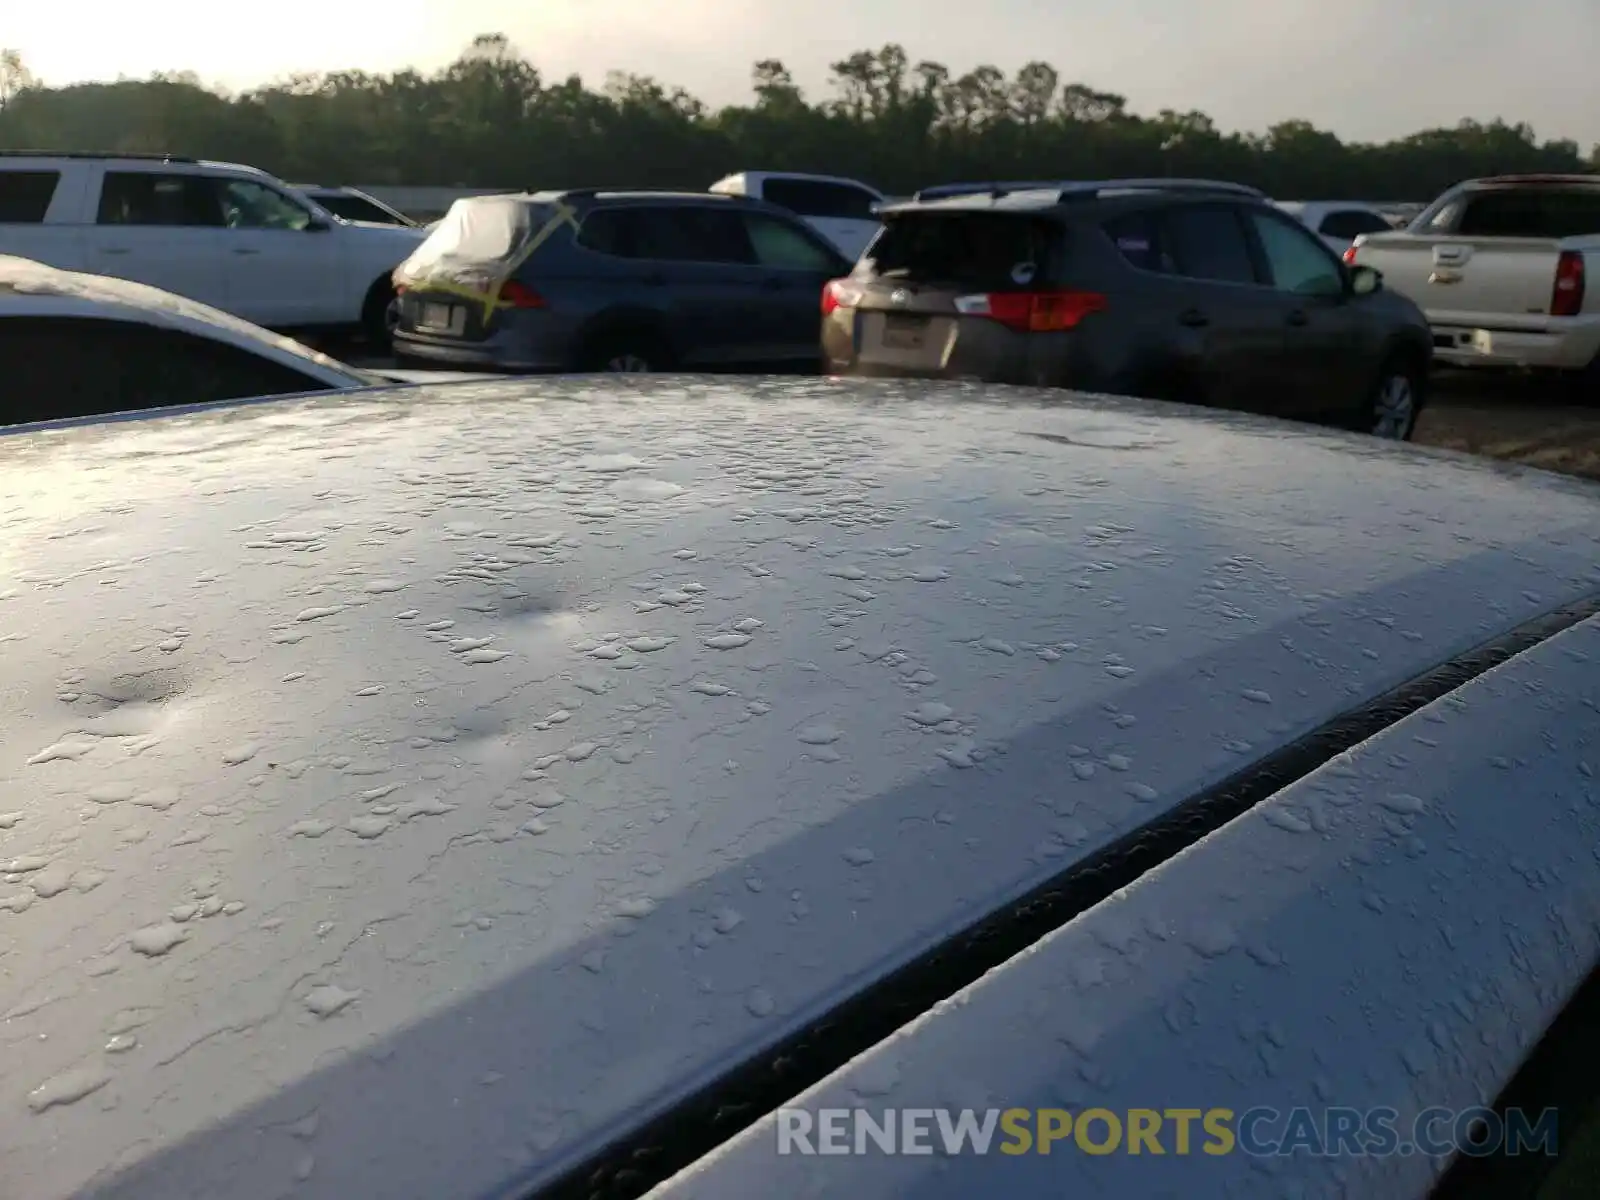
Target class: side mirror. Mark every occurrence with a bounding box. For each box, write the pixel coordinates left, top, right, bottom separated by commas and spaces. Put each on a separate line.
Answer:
306, 217, 332, 233
1349, 264, 1382, 296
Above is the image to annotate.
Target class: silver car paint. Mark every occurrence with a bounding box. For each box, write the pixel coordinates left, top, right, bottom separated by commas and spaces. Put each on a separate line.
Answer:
651, 610, 1600, 1199
2, 378, 1599, 1199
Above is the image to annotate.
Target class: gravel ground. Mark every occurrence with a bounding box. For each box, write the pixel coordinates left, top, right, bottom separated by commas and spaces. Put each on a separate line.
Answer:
339, 343, 1600, 485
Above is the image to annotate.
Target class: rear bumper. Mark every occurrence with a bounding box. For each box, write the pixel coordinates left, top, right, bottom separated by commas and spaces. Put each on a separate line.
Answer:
1428, 317, 1600, 372
391, 332, 565, 372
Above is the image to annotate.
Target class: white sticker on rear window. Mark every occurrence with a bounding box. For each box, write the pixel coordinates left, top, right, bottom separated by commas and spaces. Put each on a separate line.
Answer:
1117, 237, 1151, 253
1011, 261, 1037, 285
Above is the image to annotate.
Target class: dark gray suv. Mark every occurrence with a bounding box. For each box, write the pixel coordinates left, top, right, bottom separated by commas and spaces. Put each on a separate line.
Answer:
821, 180, 1434, 440
392, 189, 852, 373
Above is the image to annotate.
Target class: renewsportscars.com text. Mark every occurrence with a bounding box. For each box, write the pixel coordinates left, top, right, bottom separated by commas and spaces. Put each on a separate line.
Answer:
775, 1106, 1559, 1158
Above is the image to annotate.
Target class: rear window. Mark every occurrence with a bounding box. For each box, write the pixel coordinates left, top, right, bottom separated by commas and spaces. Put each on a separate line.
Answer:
1454, 189, 1600, 238
426, 197, 535, 262
0, 170, 62, 223
863, 213, 1064, 289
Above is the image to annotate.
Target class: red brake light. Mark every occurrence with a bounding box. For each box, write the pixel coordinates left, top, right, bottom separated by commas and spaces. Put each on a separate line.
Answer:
498, 279, 546, 309
1552, 250, 1585, 318
822, 278, 862, 316
1342, 245, 1359, 266
953, 290, 1106, 333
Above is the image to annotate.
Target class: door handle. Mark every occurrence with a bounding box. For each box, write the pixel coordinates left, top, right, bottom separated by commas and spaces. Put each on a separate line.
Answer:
232, 247, 261, 256
100, 247, 131, 256
1286, 309, 1308, 327
1177, 309, 1209, 328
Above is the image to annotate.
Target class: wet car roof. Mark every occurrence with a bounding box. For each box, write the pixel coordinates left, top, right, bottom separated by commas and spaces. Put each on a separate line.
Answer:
4, 377, 1600, 1200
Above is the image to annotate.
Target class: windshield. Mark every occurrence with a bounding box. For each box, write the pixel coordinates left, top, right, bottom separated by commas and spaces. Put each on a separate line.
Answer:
0, 255, 386, 386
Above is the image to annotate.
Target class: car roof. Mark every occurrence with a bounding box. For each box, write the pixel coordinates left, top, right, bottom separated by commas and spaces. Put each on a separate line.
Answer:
6, 378, 1600, 1200
653, 607, 1600, 1200
0, 255, 374, 392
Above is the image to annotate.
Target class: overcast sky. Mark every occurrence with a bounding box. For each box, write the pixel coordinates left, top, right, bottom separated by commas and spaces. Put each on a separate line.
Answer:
9, 0, 1599, 146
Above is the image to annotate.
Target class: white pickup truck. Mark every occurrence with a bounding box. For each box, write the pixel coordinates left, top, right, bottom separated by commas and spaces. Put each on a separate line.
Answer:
0, 152, 427, 343
1345, 174, 1600, 380
709, 171, 885, 261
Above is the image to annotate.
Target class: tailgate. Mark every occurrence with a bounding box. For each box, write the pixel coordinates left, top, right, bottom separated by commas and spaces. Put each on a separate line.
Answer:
1352, 233, 1563, 317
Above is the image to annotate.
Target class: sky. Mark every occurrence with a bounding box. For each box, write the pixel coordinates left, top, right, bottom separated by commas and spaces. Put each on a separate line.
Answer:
8, 0, 1600, 146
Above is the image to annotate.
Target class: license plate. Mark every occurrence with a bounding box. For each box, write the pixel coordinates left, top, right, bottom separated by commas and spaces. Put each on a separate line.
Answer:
418, 302, 466, 335
881, 315, 926, 350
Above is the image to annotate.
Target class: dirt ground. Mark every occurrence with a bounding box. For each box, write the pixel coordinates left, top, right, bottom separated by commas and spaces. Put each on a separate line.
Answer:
1419, 371, 1600, 482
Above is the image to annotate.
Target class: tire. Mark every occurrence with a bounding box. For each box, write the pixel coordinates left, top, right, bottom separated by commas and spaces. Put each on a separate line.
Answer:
361, 279, 400, 352
1365, 352, 1425, 441
578, 328, 671, 374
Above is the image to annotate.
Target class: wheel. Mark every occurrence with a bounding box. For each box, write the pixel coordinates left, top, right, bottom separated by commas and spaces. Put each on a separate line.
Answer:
1366, 354, 1424, 441
578, 329, 670, 374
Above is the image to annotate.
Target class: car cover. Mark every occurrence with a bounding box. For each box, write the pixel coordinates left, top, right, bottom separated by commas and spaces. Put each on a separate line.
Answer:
390, 194, 580, 319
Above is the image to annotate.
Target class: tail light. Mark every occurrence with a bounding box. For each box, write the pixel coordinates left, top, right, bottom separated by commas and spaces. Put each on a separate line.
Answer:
498, 279, 546, 309
1342, 244, 1359, 266
953, 290, 1106, 333
821, 278, 863, 316
1552, 250, 1585, 317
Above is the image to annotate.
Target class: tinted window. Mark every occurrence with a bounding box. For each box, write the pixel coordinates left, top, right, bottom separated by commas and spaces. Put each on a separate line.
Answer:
761, 179, 878, 221
0, 316, 333, 426
1102, 211, 1177, 273
576, 206, 755, 264
864, 213, 1063, 289
317, 195, 409, 225
1248, 211, 1344, 296
1455, 190, 1600, 238
98, 173, 224, 227
0, 170, 61, 223
1162, 205, 1257, 284
218, 179, 313, 231
1318, 209, 1392, 239
741, 212, 842, 272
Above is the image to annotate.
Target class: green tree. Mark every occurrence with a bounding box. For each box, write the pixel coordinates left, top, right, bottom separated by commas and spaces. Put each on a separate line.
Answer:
0, 41, 1589, 201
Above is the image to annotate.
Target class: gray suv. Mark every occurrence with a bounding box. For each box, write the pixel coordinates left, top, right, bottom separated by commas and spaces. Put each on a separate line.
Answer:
392, 189, 852, 373
822, 179, 1434, 440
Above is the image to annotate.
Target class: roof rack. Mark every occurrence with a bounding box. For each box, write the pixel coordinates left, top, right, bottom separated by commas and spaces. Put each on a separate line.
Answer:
0, 150, 199, 163
542, 187, 762, 203
911, 178, 1265, 203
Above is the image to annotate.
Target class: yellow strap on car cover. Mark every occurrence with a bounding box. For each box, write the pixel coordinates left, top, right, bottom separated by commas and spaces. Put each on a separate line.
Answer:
395, 200, 581, 321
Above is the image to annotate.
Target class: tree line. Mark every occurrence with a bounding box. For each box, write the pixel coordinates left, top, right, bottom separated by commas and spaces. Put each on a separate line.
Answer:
0, 36, 1592, 201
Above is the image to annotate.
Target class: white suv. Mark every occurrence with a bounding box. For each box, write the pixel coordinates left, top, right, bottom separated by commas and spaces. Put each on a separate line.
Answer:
0, 151, 427, 344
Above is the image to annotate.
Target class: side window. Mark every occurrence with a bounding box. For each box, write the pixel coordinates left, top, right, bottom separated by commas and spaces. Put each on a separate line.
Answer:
1161, 205, 1258, 285
575, 207, 635, 257
762, 179, 878, 221
1248, 211, 1345, 296
0, 170, 61, 223
742, 213, 843, 272
97, 173, 224, 227
0, 316, 333, 426
1102, 211, 1176, 274
1319, 209, 1393, 240
217, 179, 313, 231
629, 206, 756, 265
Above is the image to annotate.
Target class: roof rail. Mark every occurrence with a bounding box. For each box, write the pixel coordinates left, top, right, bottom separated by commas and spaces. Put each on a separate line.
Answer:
1470, 173, 1600, 186
0, 149, 199, 163
911, 177, 1265, 204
